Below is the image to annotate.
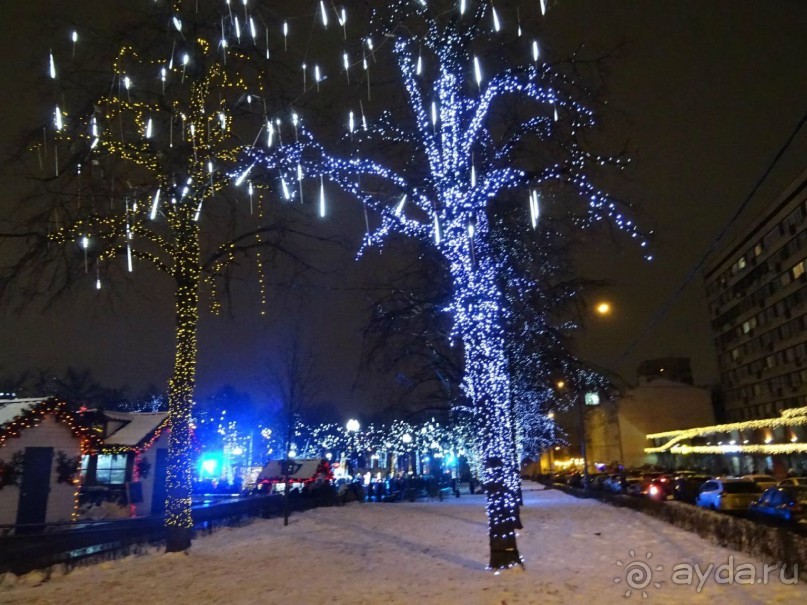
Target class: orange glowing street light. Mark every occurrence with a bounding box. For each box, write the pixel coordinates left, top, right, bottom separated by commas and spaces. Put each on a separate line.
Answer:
595, 301, 612, 316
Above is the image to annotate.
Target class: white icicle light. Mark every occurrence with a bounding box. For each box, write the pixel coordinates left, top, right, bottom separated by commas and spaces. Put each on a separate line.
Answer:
49, 51, 56, 79
529, 190, 540, 229
281, 177, 291, 200
173, 16, 182, 32
54, 105, 63, 130
235, 162, 254, 186
460, 0, 466, 15
145, 117, 153, 139
81, 236, 89, 249
349, 110, 355, 134
532, 40, 540, 63
433, 215, 441, 245
319, 175, 326, 217
395, 194, 407, 216
250, 17, 257, 42
320, 0, 328, 27
474, 56, 482, 86
416, 53, 422, 75
540, 0, 547, 16
219, 112, 226, 130
491, 5, 501, 32
71, 30, 78, 43
431, 101, 438, 126
471, 164, 476, 188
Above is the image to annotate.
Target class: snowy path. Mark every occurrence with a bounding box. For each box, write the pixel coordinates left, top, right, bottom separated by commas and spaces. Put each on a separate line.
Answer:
2, 484, 805, 604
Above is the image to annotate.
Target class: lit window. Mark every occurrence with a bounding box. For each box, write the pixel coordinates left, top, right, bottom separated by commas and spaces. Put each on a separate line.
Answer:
793, 261, 805, 280
94, 454, 128, 484
754, 243, 763, 257
737, 257, 747, 270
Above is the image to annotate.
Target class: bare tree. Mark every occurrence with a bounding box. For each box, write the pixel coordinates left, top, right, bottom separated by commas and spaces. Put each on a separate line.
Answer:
267, 323, 322, 526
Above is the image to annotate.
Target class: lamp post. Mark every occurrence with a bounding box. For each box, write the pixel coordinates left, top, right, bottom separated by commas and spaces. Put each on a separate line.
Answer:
577, 392, 590, 497
402, 432, 413, 474
556, 379, 590, 496
346, 419, 360, 477
547, 412, 555, 476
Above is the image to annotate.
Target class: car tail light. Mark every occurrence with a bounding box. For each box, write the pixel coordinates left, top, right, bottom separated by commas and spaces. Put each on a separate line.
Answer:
649, 485, 659, 497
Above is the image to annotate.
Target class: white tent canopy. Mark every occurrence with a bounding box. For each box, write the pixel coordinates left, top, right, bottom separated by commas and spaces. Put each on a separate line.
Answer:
257, 459, 321, 483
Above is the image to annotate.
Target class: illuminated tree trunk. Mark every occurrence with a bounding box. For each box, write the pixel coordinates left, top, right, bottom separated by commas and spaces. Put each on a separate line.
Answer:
165, 216, 201, 552
452, 242, 522, 570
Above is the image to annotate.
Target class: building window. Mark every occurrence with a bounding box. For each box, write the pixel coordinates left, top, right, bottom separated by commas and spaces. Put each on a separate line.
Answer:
89, 454, 128, 485
754, 242, 764, 257
584, 392, 600, 406
793, 260, 805, 280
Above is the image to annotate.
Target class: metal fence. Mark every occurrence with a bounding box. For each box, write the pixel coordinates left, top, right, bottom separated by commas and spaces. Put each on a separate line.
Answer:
0, 494, 286, 575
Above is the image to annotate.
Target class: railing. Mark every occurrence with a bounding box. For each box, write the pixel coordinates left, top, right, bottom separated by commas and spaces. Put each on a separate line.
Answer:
0, 494, 285, 575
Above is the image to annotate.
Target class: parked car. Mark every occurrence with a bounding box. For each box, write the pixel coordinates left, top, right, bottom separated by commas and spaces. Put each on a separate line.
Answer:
672, 475, 711, 504
591, 474, 611, 491
777, 477, 807, 487
646, 475, 675, 501
695, 478, 761, 512
625, 477, 650, 497
748, 486, 807, 523
602, 474, 623, 493
740, 474, 778, 491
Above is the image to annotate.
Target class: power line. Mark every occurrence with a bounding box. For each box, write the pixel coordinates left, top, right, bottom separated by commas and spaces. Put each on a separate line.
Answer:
613, 109, 807, 367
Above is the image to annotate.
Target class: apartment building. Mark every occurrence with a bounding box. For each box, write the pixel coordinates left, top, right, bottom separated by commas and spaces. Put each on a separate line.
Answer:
704, 168, 807, 421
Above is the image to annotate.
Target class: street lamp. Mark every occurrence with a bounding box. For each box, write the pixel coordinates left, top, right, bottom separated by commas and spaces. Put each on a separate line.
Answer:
595, 301, 612, 316
346, 419, 360, 476
555, 379, 590, 496
401, 433, 413, 474
547, 412, 556, 476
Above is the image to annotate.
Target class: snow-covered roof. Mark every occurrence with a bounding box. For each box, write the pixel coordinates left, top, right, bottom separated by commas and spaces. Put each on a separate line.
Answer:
102, 411, 169, 446
0, 398, 52, 427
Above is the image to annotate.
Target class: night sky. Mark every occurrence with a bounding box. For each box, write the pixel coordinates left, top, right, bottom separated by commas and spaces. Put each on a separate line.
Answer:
1, 1, 805, 417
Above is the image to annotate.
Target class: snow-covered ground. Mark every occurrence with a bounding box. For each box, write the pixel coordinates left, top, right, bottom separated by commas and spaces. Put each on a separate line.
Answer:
2, 484, 805, 604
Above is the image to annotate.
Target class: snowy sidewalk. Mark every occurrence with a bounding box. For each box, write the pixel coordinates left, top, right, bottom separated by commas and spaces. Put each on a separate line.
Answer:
1, 484, 805, 604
